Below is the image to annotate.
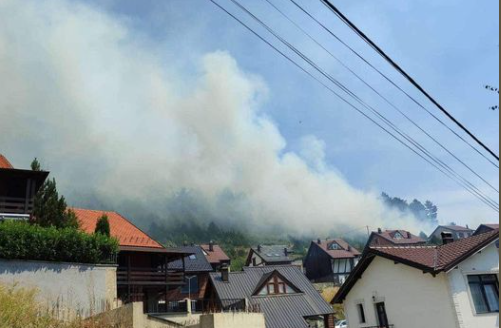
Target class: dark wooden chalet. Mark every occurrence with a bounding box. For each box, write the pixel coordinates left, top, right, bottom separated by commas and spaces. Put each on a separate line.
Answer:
304, 239, 361, 286
0, 154, 49, 219
73, 208, 192, 313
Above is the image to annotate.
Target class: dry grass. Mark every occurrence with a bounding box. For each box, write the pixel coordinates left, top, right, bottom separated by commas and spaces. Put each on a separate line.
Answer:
0, 284, 125, 328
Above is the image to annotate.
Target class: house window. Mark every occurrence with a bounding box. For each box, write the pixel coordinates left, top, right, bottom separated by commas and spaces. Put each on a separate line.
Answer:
328, 242, 341, 250
356, 303, 366, 324
468, 275, 499, 314
258, 276, 296, 296
394, 232, 404, 240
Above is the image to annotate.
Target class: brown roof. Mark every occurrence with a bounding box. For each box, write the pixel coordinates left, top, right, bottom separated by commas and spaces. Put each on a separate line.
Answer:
441, 225, 473, 232
200, 244, 231, 265
316, 239, 361, 259
72, 208, 164, 249
370, 230, 426, 246
0, 154, 13, 169
334, 229, 499, 303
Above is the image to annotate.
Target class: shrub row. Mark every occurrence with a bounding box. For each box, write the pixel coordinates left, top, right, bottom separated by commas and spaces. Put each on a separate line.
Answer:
0, 221, 118, 264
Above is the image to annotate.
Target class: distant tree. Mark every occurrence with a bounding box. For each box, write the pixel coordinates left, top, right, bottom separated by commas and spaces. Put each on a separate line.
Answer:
419, 231, 428, 240
409, 199, 427, 221
30, 158, 79, 229
382, 192, 439, 225
31, 158, 41, 171
95, 214, 111, 237
424, 201, 438, 225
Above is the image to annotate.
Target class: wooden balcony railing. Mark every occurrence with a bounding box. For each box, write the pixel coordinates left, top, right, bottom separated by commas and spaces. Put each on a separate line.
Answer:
117, 267, 185, 286
0, 197, 34, 215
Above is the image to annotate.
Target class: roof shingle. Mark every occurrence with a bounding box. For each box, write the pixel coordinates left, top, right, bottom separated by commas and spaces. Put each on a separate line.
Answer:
315, 239, 361, 259
200, 244, 230, 265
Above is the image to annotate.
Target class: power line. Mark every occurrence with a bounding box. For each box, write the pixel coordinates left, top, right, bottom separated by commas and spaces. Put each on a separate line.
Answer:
209, 0, 499, 212
225, 0, 499, 211
263, 0, 499, 194
286, 0, 499, 169
320, 0, 500, 162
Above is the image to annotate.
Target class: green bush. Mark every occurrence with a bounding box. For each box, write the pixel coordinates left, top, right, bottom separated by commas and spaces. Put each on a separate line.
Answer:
0, 221, 118, 264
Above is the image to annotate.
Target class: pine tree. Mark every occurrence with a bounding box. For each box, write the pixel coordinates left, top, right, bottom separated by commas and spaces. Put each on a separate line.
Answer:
30, 158, 79, 229
95, 214, 111, 237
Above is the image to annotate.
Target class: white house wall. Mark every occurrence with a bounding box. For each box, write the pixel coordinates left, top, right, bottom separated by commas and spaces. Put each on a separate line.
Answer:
447, 241, 499, 328
344, 256, 459, 328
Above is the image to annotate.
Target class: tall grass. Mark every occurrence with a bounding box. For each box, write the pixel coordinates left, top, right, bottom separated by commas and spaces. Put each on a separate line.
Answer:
0, 284, 125, 328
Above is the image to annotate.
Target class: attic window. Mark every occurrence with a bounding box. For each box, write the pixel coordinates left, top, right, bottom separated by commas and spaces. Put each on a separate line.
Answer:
189, 254, 197, 260
258, 276, 296, 296
328, 242, 342, 250
394, 232, 404, 240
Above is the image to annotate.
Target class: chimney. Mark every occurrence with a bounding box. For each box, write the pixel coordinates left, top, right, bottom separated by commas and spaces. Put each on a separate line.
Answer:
347, 245, 351, 251
378, 228, 382, 234
284, 248, 289, 257
221, 266, 230, 282
317, 239, 322, 245
407, 231, 412, 239
257, 245, 262, 253
209, 240, 214, 252
441, 232, 454, 245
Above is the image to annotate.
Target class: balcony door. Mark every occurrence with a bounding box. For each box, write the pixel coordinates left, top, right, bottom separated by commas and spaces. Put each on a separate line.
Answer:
376, 302, 389, 328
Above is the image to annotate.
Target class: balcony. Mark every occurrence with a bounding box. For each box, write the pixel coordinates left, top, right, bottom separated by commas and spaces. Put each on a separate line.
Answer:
117, 267, 185, 286
0, 196, 34, 215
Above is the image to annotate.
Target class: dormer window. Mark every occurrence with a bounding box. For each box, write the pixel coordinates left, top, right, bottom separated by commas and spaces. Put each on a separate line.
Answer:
258, 276, 295, 295
254, 271, 300, 296
394, 232, 404, 240
328, 242, 342, 250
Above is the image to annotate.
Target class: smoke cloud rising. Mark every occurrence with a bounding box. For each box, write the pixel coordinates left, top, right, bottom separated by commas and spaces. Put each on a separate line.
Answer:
0, 0, 423, 236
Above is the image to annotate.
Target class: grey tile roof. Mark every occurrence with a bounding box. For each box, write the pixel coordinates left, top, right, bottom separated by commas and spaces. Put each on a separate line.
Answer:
252, 245, 292, 264
210, 266, 333, 328
168, 246, 214, 273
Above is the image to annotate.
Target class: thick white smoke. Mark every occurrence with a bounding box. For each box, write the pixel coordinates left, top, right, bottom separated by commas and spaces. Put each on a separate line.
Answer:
0, 0, 423, 235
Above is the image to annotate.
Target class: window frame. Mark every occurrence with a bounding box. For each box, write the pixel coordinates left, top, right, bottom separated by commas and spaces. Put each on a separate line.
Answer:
468, 274, 499, 314
356, 303, 366, 324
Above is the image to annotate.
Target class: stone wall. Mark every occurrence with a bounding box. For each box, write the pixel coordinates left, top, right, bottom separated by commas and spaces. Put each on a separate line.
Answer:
0, 259, 117, 319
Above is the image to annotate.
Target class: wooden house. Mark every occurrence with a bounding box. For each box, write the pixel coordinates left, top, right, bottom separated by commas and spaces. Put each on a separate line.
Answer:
73, 208, 192, 313
304, 239, 361, 286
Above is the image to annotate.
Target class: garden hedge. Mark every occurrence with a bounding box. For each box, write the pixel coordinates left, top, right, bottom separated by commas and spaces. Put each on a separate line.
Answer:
0, 221, 118, 264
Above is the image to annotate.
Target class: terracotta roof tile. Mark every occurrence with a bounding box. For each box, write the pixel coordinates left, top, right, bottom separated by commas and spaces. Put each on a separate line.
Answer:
316, 239, 361, 259
72, 208, 163, 249
200, 244, 231, 265
0, 154, 13, 169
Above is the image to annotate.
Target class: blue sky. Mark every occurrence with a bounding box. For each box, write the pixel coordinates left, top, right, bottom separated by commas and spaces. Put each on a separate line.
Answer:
94, 0, 499, 223
0, 0, 498, 232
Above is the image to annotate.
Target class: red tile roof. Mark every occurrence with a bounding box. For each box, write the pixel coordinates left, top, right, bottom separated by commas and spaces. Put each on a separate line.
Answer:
200, 244, 231, 264
72, 208, 163, 249
371, 230, 426, 246
0, 154, 13, 169
372, 228, 499, 272
316, 239, 361, 259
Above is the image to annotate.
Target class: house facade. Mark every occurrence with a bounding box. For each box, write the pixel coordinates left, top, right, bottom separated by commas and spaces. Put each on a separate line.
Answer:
166, 245, 215, 313
334, 229, 499, 328
73, 208, 191, 314
207, 266, 335, 328
367, 229, 426, 247
429, 225, 474, 243
304, 239, 361, 285
246, 245, 293, 267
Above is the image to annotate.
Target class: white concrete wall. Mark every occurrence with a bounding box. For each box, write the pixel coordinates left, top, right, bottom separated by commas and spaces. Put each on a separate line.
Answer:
249, 252, 264, 267
200, 313, 265, 328
344, 256, 459, 328
0, 259, 117, 319
447, 241, 499, 328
